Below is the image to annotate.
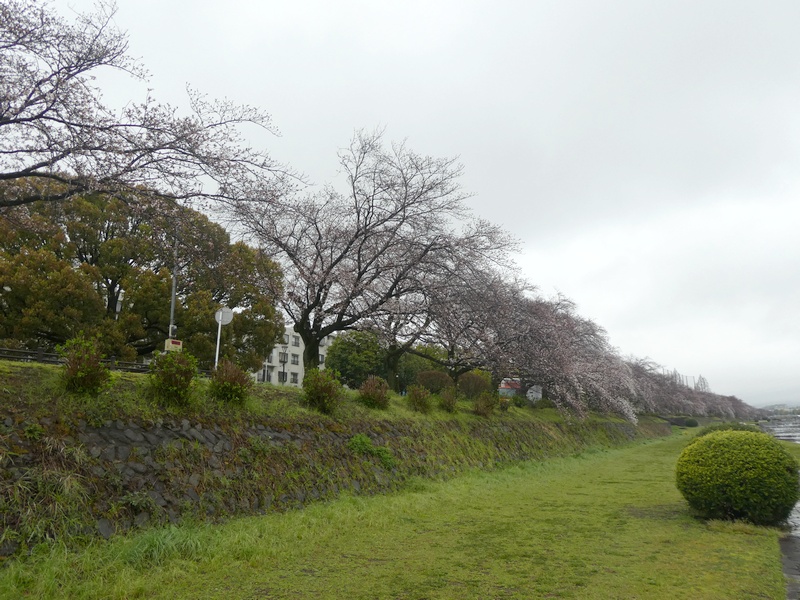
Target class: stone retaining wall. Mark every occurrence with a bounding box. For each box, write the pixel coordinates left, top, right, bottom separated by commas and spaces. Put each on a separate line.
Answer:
0, 414, 671, 555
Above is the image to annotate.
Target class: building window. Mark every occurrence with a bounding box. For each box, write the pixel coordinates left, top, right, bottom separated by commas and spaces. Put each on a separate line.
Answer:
319, 354, 325, 364
266, 370, 272, 383
278, 371, 287, 383
290, 372, 298, 384
278, 352, 288, 363
292, 335, 300, 347
283, 333, 289, 344
291, 354, 299, 365
266, 353, 273, 364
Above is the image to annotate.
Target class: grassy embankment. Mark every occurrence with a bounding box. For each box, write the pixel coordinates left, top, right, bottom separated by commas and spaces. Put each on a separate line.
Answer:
1, 430, 793, 599
0, 359, 790, 598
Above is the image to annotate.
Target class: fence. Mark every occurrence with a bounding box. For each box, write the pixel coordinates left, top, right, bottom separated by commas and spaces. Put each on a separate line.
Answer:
0, 347, 215, 376
0, 346, 150, 373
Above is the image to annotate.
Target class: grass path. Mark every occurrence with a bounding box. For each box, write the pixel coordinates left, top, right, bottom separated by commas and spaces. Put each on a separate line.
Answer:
0, 431, 786, 599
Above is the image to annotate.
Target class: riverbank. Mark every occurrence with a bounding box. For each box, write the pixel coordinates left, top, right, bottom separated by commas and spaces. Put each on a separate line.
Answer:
0, 431, 786, 599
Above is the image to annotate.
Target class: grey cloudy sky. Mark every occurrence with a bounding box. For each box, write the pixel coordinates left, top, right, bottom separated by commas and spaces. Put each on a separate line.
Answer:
69, 0, 800, 406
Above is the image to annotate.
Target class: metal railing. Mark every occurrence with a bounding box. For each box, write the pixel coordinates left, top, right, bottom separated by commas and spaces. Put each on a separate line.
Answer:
0, 346, 149, 373
0, 346, 215, 375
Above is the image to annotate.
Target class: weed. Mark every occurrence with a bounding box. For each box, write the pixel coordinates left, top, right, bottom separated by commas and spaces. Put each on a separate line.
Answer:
121, 525, 207, 568
347, 433, 396, 470
0, 466, 90, 547
120, 490, 158, 513
22, 422, 45, 441
347, 433, 373, 455
247, 435, 273, 457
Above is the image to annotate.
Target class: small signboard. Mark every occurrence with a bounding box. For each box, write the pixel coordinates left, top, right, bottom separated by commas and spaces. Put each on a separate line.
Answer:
215, 306, 234, 325
164, 338, 183, 352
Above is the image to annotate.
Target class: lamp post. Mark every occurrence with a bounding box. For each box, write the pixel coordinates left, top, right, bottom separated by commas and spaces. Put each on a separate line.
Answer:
279, 344, 288, 385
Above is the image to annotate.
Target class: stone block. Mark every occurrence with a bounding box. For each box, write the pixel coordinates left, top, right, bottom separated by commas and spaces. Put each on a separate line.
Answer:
124, 428, 145, 443
97, 518, 114, 540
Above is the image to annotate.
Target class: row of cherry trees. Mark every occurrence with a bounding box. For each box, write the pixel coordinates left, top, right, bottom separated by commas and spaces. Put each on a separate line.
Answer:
228, 131, 757, 422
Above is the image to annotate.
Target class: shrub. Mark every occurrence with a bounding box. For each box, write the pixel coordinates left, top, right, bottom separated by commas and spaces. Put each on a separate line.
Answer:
457, 371, 490, 399
57, 334, 111, 395
438, 386, 458, 413
684, 418, 699, 427
474, 391, 499, 417
209, 360, 253, 405
407, 384, 432, 414
533, 397, 556, 409
695, 422, 762, 438
675, 430, 799, 526
357, 375, 390, 409
511, 394, 529, 409
149, 351, 198, 406
416, 370, 453, 394
302, 369, 344, 415
498, 397, 511, 412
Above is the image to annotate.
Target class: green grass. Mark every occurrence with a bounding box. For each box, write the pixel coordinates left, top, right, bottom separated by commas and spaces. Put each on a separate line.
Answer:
0, 431, 786, 599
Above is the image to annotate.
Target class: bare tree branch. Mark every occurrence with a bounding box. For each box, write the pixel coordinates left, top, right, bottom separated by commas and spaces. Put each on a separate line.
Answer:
0, 0, 294, 210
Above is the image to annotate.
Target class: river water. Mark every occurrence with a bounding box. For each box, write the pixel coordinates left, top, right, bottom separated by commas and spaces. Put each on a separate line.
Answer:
760, 417, 800, 598
760, 417, 800, 532
761, 416, 800, 445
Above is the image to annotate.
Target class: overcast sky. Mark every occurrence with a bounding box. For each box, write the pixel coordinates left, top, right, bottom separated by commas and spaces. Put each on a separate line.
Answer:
67, 0, 800, 406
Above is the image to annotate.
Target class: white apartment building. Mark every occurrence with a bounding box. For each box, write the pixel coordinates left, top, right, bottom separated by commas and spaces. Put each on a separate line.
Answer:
256, 329, 330, 387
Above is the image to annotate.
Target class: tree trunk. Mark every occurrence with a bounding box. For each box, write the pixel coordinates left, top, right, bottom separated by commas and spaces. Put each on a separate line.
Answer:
385, 345, 402, 392
300, 333, 321, 370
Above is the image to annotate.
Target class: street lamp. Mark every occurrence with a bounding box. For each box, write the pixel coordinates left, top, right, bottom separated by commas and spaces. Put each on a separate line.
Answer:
279, 344, 288, 385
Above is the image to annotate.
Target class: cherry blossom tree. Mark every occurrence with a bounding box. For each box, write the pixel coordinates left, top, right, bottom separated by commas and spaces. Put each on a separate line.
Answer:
233, 130, 514, 369
0, 0, 290, 210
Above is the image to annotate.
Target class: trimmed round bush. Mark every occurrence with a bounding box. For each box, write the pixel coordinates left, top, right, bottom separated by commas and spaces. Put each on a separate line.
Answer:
416, 370, 453, 394
676, 430, 799, 526
457, 371, 490, 399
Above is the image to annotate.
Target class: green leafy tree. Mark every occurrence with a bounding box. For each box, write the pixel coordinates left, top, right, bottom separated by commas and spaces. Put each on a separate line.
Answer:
0, 248, 105, 347
0, 193, 283, 366
325, 330, 386, 389
395, 345, 446, 392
